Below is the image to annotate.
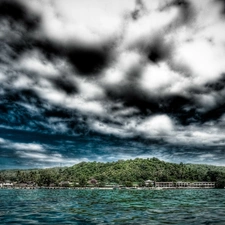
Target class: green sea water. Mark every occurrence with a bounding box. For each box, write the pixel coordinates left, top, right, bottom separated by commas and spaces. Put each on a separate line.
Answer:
0, 189, 225, 224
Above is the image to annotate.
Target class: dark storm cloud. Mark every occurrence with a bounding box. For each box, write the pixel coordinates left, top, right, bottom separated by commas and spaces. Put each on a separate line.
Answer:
8, 37, 113, 77
67, 45, 112, 76
147, 39, 171, 64
0, 0, 40, 31
1, 0, 225, 168
103, 63, 196, 126
28, 39, 114, 76
205, 73, 225, 92
128, 34, 173, 64
0, 2, 114, 77
50, 77, 78, 95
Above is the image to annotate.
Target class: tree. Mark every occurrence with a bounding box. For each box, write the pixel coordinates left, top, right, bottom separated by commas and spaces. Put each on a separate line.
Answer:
138, 180, 145, 187
79, 176, 87, 187
216, 173, 225, 189
37, 170, 56, 186
124, 181, 133, 187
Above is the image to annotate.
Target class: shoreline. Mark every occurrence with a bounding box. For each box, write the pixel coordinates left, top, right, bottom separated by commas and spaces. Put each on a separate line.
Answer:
0, 187, 219, 190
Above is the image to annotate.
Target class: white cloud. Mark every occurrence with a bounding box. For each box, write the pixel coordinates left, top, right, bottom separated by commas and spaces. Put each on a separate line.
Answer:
0, 138, 46, 152
0, 138, 6, 144
137, 115, 174, 137
37, 86, 67, 104
90, 120, 134, 138
17, 151, 62, 162
0, 71, 7, 83
23, 0, 134, 45
123, 6, 178, 48
78, 80, 105, 100
89, 114, 175, 140
194, 93, 219, 112
174, 39, 225, 84
18, 50, 59, 77
0, 137, 89, 166
140, 62, 186, 95
13, 143, 45, 152
12, 75, 34, 89
101, 50, 143, 86
16, 150, 90, 166
66, 97, 105, 116
111, 107, 139, 117
167, 122, 225, 147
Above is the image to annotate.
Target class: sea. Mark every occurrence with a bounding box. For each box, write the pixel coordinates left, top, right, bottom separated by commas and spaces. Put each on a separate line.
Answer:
0, 189, 225, 225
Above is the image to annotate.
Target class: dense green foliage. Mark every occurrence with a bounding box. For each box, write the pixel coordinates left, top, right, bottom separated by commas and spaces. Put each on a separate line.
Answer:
0, 158, 225, 188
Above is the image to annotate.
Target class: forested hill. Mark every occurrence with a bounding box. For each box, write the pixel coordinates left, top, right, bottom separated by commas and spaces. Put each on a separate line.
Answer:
0, 158, 225, 187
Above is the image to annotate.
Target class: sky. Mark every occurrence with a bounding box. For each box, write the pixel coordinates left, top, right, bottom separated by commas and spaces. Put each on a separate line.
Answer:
1, 0, 225, 169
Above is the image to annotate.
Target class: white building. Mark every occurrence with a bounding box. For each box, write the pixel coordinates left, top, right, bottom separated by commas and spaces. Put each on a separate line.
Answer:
145, 180, 154, 186
1, 181, 14, 188
190, 182, 215, 188
155, 182, 174, 188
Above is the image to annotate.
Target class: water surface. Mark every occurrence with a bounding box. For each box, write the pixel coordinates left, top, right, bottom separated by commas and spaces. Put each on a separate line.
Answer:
0, 189, 225, 224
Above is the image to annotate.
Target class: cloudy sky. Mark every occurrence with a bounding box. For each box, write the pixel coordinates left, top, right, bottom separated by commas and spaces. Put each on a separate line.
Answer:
1, 0, 225, 169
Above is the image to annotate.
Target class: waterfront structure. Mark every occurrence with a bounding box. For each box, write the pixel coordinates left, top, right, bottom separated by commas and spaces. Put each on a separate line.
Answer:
154, 181, 215, 188
176, 182, 190, 188
190, 182, 215, 188
145, 180, 154, 186
155, 182, 174, 188
1, 181, 14, 188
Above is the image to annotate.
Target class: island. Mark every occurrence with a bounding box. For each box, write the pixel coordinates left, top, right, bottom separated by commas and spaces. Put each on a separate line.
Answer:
0, 158, 225, 189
